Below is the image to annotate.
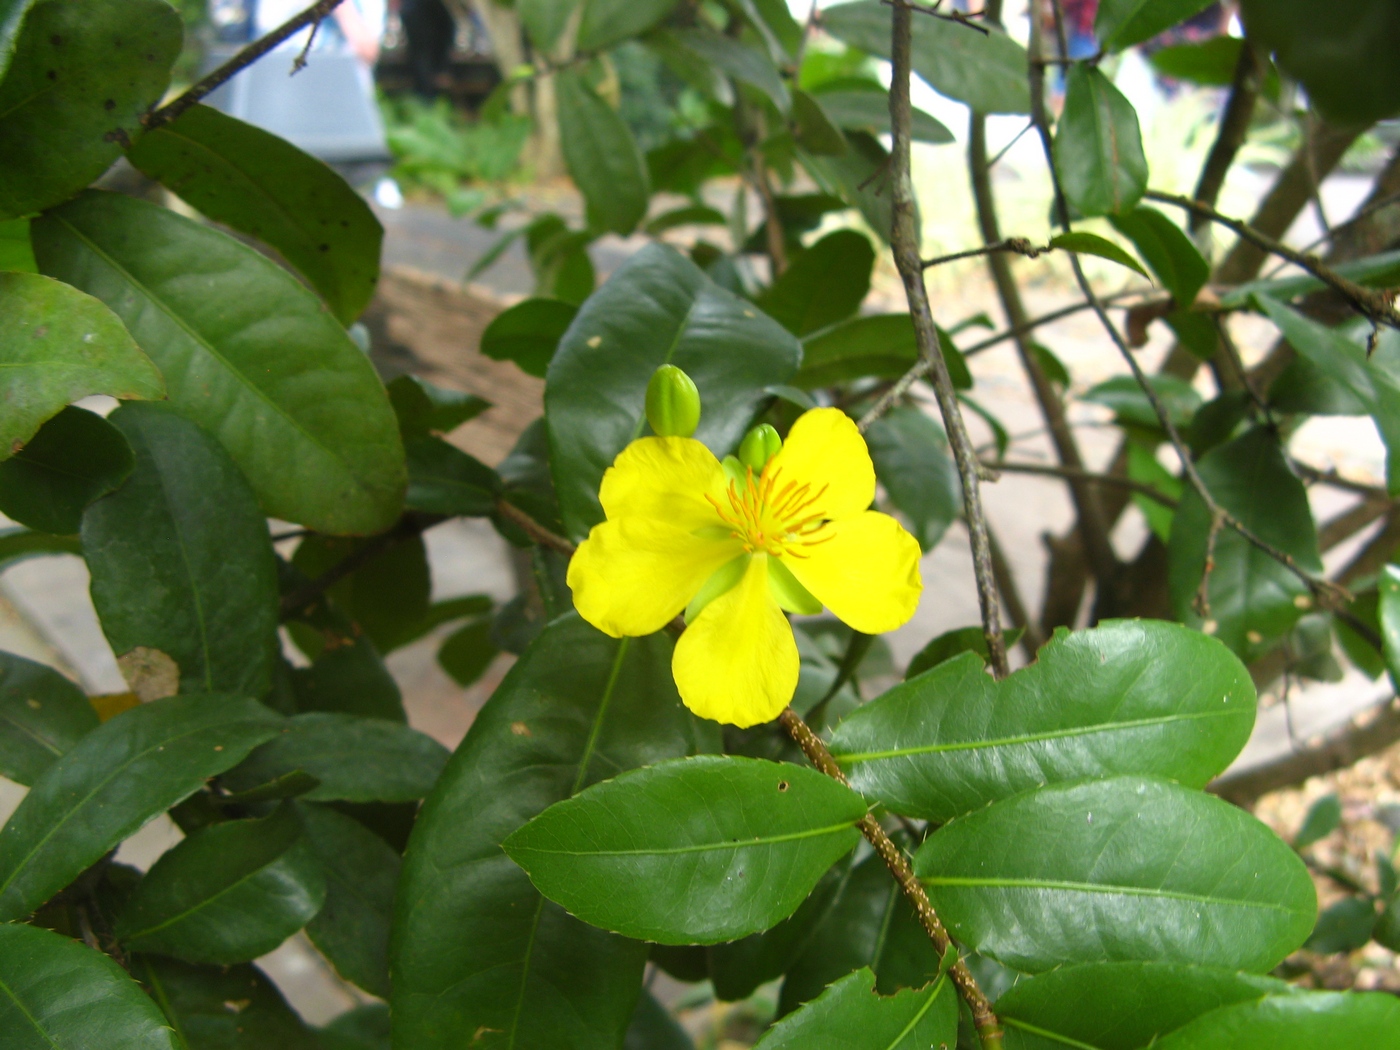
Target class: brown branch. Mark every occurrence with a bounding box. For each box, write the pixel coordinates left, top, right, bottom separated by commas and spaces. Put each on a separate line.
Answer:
778, 708, 1002, 1047
961, 290, 1149, 357
279, 512, 443, 620
144, 0, 346, 130
922, 237, 1049, 270
887, 0, 1009, 681
494, 497, 577, 555
984, 459, 1179, 508
1190, 42, 1265, 230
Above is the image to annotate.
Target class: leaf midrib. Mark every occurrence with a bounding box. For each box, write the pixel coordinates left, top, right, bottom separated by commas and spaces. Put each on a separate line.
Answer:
512, 820, 860, 859
925, 876, 1310, 915
0, 965, 63, 1049
121, 845, 294, 943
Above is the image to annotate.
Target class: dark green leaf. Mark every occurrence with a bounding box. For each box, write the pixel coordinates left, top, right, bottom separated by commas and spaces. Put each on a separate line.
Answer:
625, 990, 694, 1050
0, 216, 36, 271
545, 243, 801, 537
1126, 440, 1182, 542
1168, 427, 1322, 659
115, 802, 326, 964
0, 0, 180, 220
998, 961, 1288, 1050
1049, 231, 1149, 279
1168, 307, 1220, 360
832, 620, 1254, 821
821, 0, 1030, 113
391, 614, 706, 1050
914, 775, 1316, 972
866, 404, 960, 552
135, 955, 320, 1050
300, 802, 400, 997
577, 0, 676, 51
385, 374, 490, 439
404, 436, 501, 516
127, 105, 383, 325
1295, 793, 1342, 848
1096, 0, 1213, 51
318, 1005, 391, 1050
644, 205, 728, 236
290, 633, 405, 722
480, 298, 578, 378
518, 0, 579, 51
0, 406, 132, 535
83, 403, 279, 698
757, 230, 874, 336
556, 68, 650, 235
1224, 249, 1400, 310
217, 770, 320, 806
0, 271, 163, 459
1306, 897, 1376, 954
801, 131, 894, 243
1083, 373, 1201, 430
1054, 65, 1148, 218
1152, 990, 1400, 1049
34, 191, 405, 535
504, 755, 865, 943
809, 88, 953, 143
292, 532, 430, 654
0, 693, 282, 921
758, 968, 955, 1050
1109, 206, 1208, 304
792, 90, 849, 155
437, 617, 498, 688
795, 314, 918, 388
526, 214, 596, 305
220, 713, 448, 803
0, 527, 81, 569
0, 649, 96, 785
904, 625, 1026, 679
0, 922, 177, 1050
674, 29, 791, 112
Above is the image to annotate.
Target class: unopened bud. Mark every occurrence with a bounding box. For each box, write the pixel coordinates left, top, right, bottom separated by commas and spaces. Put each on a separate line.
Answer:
738, 424, 782, 471
645, 365, 701, 438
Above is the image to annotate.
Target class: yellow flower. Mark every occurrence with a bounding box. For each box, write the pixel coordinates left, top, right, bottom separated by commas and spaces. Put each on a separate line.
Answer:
567, 407, 923, 727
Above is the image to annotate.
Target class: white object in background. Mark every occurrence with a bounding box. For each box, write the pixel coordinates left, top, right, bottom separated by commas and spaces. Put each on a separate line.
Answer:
374, 176, 405, 209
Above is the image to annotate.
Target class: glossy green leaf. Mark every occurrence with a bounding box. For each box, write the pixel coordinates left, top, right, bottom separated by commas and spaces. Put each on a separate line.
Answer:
480, 298, 578, 379
1054, 66, 1148, 218
757, 230, 874, 336
0, 405, 131, 535
292, 532, 430, 654
1295, 793, 1342, 848
83, 403, 279, 698
115, 802, 326, 964
758, 968, 955, 1050
0, 693, 282, 921
391, 614, 706, 1050
1049, 231, 1149, 280
126, 104, 383, 325
504, 755, 866, 943
1096, 0, 1213, 51
795, 314, 918, 388
300, 802, 400, 997
0, 922, 177, 1050
830, 620, 1254, 821
821, 0, 1028, 113
625, 990, 694, 1050
865, 404, 959, 553
221, 713, 448, 803
1109, 206, 1208, 305
134, 955, 321, 1050
0, 649, 96, 786
404, 436, 500, 516
809, 88, 953, 143
386, 375, 490, 439
556, 68, 650, 236
577, 0, 676, 51
904, 625, 1025, 678
0, 216, 36, 271
1152, 990, 1400, 1049
545, 243, 801, 537
914, 775, 1316, 973
997, 962, 1289, 1050
34, 191, 405, 535
1168, 427, 1322, 659
674, 29, 790, 112
0, 271, 163, 459
0, 0, 180, 221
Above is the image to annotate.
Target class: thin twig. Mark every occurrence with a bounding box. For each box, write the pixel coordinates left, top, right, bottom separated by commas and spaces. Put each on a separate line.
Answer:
961, 290, 1149, 357
887, 0, 1009, 682
987, 119, 1035, 169
1193, 510, 1225, 618
922, 237, 1049, 270
985, 459, 1179, 508
144, 0, 346, 130
494, 497, 577, 555
778, 708, 1002, 1047
878, 0, 991, 34
1189, 38, 1264, 231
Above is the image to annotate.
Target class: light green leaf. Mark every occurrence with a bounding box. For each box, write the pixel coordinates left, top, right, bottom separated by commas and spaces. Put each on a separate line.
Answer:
1152, 990, 1400, 1049
1054, 66, 1148, 217
755, 968, 956, 1050
518, 0, 579, 52
0, 648, 97, 786
556, 68, 650, 236
1380, 565, 1400, 684
1295, 793, 1342, 848
0, 217, 37, 272
1049, 231, 1150, 280
1083, 373, 1201, 430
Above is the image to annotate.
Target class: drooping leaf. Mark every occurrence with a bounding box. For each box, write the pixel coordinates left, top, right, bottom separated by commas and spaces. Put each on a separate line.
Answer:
220, 713, 449, 803
1167, 427, 1322, 659
1054, 65, 1148, 218
134, 955, 321, 1050
1048, 231, 1150, 280
1109, 206, 1208, 305
0, 693, 282, 922
0, 405, 132, 535
126, 104, 383, 325
756, 968, 956, 1050
0, 922, 178, 1050
914, 775, 1316, 973
865, 404, 960, 552
1151, 990, 1400, 1049
792, 90, 849, 155
0, 649, 96, 786
404, 436, 501, 516
115, 802, 326, 964
386, 375, 490, 439
830, 620, 1254, 821
83, 403, 279, 698
33, 191, 405, 535
480, 298, 578, 378
756, 229, 874, 336
1096, 0, 1214, 51
504, 755, 867, 944
577, 0, 677, 51
545, 243, 801, 538
809, 87, 953, 143
300, 802, 401, 998
556, 68, 650, 236
0, 271, 163, 459
391, 614, 706, 1050
0, 527, 81, 570
644, 205, 728, 236
0, 0, 181, 221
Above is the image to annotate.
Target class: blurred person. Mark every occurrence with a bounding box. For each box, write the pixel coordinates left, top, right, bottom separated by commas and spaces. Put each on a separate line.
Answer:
400, 0, 456, 98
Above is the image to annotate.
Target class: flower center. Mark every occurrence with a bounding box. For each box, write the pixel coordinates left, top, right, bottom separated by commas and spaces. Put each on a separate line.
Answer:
706, 465, 834, 558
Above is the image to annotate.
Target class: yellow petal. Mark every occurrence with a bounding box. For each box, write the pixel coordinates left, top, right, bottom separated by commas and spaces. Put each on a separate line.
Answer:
784, 511, 922, 634
568, 518, 740, 638
598, 436, 727, 532
764, 407, 875, 521
672, 554, 799, 728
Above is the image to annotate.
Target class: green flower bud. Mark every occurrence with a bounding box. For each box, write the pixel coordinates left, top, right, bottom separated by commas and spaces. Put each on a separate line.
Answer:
645, 365, 701, 438
738, 423, 782, 471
